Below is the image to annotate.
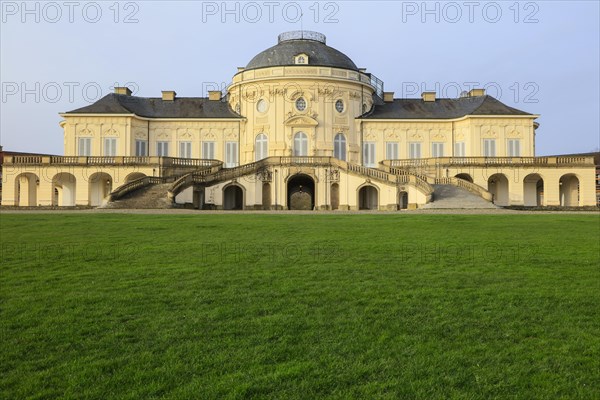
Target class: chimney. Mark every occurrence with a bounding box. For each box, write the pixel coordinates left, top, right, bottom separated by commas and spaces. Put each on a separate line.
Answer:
237, 67, 245, 73
468, 88, 486, 97
162, 90, 176, 101
383, 92, 394, 103
114, 87, 132, 96
421, 92, 436, 102
208, 91, 222, 101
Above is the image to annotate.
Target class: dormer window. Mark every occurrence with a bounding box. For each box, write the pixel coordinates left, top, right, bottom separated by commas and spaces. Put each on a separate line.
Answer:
295, 54, 308, 64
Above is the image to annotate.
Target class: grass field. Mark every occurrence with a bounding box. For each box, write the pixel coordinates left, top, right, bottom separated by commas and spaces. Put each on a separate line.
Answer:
1, 213, 599, 399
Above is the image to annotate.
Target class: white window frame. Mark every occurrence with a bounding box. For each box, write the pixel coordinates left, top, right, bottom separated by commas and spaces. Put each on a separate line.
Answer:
431, 142, 444, 158
225, 141, 238, 167
507, 139, 521, 157
135, 140, 148, 157
409, 142, 421, 159
363, 142, 376, 167
104, 137, 116, 156
202, 141, 215, 159
78, 137, 91, 156
454, 142, 466, 157
156, 141, 169, 157
293, 132, 308, 156
255, 133, 268, 161
386, 142, 399, 160
179, 141, 192, 159
334, 133, 346, 161
483, 139, 496, 157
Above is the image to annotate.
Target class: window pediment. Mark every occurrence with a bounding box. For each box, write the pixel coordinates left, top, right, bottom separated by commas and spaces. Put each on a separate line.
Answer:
284, 115, 318, 127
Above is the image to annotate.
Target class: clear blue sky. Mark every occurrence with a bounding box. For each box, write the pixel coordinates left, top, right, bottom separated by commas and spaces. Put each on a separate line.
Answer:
1, 0, 598, 155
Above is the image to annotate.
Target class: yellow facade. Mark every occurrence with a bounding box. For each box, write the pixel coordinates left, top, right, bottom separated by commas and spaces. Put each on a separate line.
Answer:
1, 31, 596, 209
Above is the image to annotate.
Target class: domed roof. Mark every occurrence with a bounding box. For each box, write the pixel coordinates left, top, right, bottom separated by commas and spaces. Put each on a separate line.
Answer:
245, 31, 358, 71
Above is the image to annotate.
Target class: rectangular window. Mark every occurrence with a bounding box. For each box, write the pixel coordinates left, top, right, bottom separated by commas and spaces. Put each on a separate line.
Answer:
225, 142, 238, 167
483, 139, 496, 157
385, 142, 398, 160
431, 142, 444, 158
179, 141, 192, 158
409, 142, 421, 159
78, 137, 91, 156
363, 142, 376, 167
202, 141, 215, 159
507, 139, 521, 157
454, 142, 466, 157
156, 141, 169, 157
104, 138, 117, 156
135, 140, 148, 156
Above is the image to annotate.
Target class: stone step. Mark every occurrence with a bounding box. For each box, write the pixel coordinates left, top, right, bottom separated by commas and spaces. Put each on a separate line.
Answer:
103, 183, 174, 209
422, 184, 498, 209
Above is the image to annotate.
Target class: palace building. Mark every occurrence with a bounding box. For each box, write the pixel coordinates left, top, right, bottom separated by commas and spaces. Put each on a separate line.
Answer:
2, 31, 597, 210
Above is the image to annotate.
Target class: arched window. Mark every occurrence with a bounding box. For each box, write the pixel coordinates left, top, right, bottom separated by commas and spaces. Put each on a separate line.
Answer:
255, 133, 268, 161
293, 132, 308, 156
334, 133, 346, 161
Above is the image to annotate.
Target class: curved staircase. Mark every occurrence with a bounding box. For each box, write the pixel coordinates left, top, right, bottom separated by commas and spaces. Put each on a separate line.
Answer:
102, 183, 173, 209
423, 184, 498, 209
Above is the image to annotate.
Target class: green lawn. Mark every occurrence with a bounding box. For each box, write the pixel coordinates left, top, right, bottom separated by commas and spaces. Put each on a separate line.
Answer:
1, 213, 599, 399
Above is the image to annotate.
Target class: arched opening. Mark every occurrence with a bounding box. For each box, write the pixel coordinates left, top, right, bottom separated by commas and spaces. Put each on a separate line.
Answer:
487, 174, 509, 206
560, 174, 580, 207
455, 173, 473, 183
287, 174, 315, 210
125, 172, 146, 183
333, 133, 346, 161
523, 174, 544, 207
52, 173, 77, 206
223, 185, 244, 210
14, 173, 39, 206
89, 172, 113, 207
398, 191, 409, 210
358, 185, 378, 210
262, 182, 271, 210
293, 132, 308, 156
255, 133, 268, 161
331, 183, 339, 210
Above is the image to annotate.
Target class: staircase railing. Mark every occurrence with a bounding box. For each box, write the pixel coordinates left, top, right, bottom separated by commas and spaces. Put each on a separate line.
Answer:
434, 177, 493, 201
109, 176, 165, 201
167, 156, 435, 202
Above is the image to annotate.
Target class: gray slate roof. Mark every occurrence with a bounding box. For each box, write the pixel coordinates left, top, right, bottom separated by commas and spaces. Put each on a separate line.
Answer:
246, 39, 358, 71
362, 95, 533, 119
66, 93, 532, 120
65, 94, 242, 119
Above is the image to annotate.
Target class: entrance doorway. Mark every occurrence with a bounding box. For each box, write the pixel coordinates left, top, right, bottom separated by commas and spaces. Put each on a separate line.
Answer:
287, 174, 315, 210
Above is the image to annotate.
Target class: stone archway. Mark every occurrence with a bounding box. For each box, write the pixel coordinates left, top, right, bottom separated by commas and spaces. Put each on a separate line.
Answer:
358, 185, 378, 210
223, 185, 244, 210
398, 191, 408, 210
488, 173, 509, 206
287, 174, 315, 210
455, 173, 473, 183
523, 174, 544, 206
559, 174, 580, 206
52, 173, 77, 206
125, 172, 146, 183
89, 172, 113, 207
14, 173, 39, 206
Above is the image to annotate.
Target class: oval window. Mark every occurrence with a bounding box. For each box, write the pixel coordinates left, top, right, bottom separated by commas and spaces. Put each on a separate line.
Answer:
295, 97, 306, 112
256, 99, 268, 113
